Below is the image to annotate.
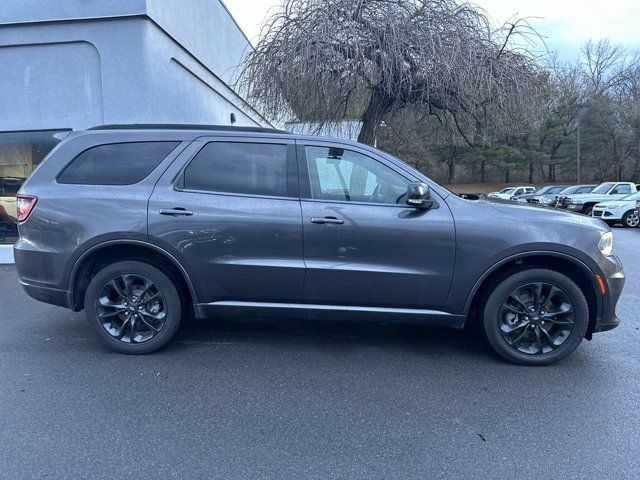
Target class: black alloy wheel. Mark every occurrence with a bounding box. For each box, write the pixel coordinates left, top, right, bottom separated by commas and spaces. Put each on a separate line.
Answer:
499, 282, 575, 355
482, 269, 589, 365
96, 274, 167, 344
85, 261, 183, 354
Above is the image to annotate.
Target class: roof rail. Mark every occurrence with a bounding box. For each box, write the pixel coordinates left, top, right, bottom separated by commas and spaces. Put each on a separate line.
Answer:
87, 124, 289, 134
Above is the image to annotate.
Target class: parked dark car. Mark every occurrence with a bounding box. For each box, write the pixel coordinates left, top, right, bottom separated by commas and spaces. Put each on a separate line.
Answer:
515, 185, 567, 204
14, 125, 624, 365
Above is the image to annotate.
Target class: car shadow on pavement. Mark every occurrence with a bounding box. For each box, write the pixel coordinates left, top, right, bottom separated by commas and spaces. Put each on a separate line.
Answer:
167, 313, 500, 361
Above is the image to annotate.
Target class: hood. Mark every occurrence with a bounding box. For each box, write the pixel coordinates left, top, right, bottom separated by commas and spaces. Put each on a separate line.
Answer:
481, 197, 609, 232
564, 192, 604, 200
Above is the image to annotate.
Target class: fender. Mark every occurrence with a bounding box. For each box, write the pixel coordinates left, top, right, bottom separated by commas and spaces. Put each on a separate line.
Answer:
67, 239, 199, 307
462, 250, 603, 316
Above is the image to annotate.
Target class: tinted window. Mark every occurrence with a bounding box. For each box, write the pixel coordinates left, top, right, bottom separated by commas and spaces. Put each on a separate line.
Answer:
304, 146, 408, 204
58, 142, 179, 185
184, 142, 288, 197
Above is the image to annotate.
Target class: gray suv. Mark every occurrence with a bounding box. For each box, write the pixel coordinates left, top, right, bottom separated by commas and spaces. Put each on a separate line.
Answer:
14, 125, 624, 365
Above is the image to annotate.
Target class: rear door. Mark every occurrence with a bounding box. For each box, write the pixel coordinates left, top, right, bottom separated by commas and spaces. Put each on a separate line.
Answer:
148, 136, 304, 305
297, 140, 455, 309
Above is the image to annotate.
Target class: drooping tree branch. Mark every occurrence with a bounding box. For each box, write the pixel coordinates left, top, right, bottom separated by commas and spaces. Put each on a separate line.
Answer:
240, 0, 546, 146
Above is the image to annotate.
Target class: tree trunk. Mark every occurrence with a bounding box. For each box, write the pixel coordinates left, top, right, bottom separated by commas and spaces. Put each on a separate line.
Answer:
505, 170, 510, 183
480, 161, 486, 183
528, 163, 534, 184
471, 161, 478, 183
357, 88, 394, 146
448, 159, 456, 184
446, 146, 457, 184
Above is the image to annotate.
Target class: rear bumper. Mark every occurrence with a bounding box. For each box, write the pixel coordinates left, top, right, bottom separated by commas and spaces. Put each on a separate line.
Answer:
19, 279, 72, 309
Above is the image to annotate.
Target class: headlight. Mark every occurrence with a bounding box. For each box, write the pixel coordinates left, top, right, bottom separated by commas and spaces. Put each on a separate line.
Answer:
539, 197, 552, 204
605, 203, 621, 208
598, 231, 613, 256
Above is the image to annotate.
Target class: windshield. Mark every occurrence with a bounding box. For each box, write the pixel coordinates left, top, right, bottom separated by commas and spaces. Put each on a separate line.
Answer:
622, 191, 640, 201
500, 188, 516, 194
546, 186, 565, 194
534, 186, 552, 194
592, 182, 616, 194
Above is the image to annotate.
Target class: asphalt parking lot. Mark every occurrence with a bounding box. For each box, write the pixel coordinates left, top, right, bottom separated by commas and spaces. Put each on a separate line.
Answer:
1, 229, 639, 480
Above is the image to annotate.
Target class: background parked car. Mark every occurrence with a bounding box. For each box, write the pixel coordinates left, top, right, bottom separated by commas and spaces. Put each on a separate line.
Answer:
550, 184, 597, 207
457, 193, 485, 200
562, 182, 638, 215
526, 185, 569, 205
487, 186, 534, 200
515, 185, 564, 203
0, 177, 23, 243
592, 191, 640, 227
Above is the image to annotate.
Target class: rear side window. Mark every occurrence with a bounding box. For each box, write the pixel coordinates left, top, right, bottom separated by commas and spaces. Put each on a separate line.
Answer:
183, 142, 288, 197
58, 142, 179, 185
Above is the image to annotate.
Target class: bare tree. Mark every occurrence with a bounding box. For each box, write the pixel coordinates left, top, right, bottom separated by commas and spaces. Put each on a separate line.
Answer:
240, 0, 546, 146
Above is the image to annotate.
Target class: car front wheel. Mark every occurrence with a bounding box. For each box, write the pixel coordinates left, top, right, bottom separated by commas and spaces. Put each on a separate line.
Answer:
84, 260, 184, 354
482, 269, 589, 365
622, 210, 640, 228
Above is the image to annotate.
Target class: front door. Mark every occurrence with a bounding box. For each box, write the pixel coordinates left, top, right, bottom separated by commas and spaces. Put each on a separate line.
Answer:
298, 141, 455, 309
148, 136, 304, 305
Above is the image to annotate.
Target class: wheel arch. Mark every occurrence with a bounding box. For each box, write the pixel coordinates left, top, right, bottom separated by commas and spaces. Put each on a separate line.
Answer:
465, 251, 601, 337
68, 240, 197, 312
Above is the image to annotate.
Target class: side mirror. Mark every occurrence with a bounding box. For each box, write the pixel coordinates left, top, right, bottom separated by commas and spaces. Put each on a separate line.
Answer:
406, 182, 433, 209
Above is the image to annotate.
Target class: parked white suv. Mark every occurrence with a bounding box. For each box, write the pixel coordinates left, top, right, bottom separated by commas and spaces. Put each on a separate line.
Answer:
592, 191, 640, 227
487, 186, 535, 200
563, 182, 638, 215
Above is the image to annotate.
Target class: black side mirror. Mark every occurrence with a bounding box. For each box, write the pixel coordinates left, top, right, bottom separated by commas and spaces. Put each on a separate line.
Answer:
406, 182, 433, 209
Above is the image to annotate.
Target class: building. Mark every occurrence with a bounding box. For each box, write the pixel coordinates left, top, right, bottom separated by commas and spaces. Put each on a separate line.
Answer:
0, 0, 270, 263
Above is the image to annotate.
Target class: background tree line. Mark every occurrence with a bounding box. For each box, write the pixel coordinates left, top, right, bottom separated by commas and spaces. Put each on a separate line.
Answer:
241, 0, 640, 187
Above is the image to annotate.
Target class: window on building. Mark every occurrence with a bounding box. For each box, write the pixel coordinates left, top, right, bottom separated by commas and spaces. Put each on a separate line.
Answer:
0, 130, 68, 245
58, 142, 180, 185
304, 146, 408, 204
183, 142, 288, 197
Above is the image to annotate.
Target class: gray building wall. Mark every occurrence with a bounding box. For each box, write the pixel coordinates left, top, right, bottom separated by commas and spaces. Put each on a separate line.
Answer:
0, 0, 270, 262
0, 0, 269, 131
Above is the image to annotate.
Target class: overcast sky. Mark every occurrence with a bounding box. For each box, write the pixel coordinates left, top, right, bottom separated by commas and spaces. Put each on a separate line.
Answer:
223, 0, 640, 58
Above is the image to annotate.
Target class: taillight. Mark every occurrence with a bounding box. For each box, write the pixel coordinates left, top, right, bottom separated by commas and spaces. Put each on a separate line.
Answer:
16, 195, 38, 222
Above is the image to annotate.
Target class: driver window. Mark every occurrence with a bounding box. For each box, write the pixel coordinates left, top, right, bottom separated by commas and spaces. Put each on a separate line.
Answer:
612, 184, 631, 194
304, 146, 408, 204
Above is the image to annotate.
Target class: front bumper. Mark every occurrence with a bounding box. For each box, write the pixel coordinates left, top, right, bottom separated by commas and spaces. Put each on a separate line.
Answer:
592, 208, 620, 220
593, 254, 625, 333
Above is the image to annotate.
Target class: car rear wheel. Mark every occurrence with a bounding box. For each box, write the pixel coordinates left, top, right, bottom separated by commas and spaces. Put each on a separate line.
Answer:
482, 269, 589, 365
84, 261, 183, 354
622, 210, 640, 228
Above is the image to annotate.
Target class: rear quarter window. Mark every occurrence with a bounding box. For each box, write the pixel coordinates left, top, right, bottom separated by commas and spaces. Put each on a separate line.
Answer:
57, 142, 179, 185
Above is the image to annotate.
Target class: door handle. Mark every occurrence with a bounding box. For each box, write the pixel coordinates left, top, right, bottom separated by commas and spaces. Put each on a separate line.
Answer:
159, 208, 194, 217
310, 217, 344, 225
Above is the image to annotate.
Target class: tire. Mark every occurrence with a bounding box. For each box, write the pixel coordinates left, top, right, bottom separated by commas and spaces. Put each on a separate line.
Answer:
622, 210, 640, 228
582, 205, 594, 216
482, 269, 589, 366
84, 260, 184, 354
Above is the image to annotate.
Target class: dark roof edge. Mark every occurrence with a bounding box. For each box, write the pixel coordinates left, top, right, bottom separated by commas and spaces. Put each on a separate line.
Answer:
86, 124, 288, 134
